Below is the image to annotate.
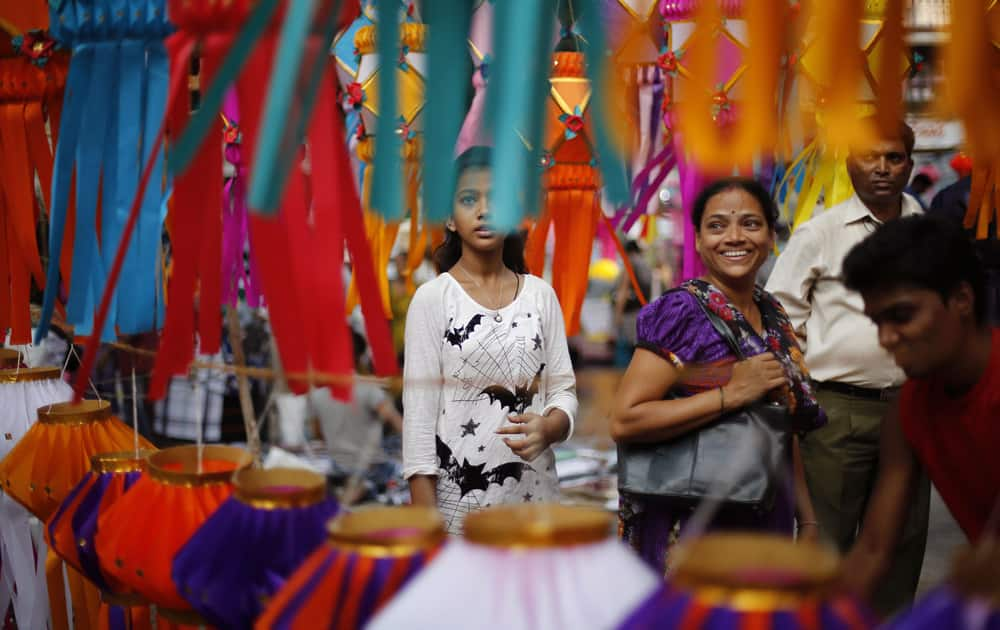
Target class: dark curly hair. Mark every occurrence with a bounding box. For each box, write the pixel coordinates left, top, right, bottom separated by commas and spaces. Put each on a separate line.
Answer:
843, 214, 986, 324
432, 146, 529, 274
691, 177, 779, 231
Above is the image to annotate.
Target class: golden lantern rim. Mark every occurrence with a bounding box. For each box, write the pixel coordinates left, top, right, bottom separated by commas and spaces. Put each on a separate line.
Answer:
354, 22, 427, 56
37, 398, 111, 423
327, 505, 445, 556
146, 445, 252, 486
232, 467, 328, 510
463, 504, 612, 549
90, 450, 153, 475
0, 366, 62, 384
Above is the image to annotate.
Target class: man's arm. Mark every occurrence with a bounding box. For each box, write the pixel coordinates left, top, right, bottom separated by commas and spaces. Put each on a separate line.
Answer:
764, 224, 822, 346
838, 400, 918, 597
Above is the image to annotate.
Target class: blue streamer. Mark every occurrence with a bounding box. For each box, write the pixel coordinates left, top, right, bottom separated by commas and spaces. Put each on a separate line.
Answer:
36, 43, 92, 344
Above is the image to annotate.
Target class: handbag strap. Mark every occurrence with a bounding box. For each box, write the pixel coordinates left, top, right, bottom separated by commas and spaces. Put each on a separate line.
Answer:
680, 287, 747, 361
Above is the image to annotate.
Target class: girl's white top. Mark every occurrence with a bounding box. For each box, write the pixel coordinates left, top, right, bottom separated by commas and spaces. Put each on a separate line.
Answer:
402, 273, 578, 533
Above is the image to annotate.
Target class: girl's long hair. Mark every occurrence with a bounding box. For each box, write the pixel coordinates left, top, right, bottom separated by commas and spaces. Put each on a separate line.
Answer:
432, 146, 529, 275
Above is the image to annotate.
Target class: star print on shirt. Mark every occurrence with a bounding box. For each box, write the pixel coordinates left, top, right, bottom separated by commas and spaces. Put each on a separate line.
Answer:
532, 334, 541, 350
477, 445, 485, 452
523, 493, 533, 502
461, 419, 480, 437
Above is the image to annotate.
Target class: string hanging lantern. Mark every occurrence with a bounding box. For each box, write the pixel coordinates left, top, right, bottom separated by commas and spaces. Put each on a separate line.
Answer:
603, 0, 673, 235
256, 505, 446, 629
0, 22, 69, 344
35, 0, 173, 345
171, 468, 340, 628
619, 533, 875, 629
367, 504, 660, 629
95, 445, 252, 624
0, 366, 71, 630
345, 0, 430, 315
45, 451, 155, 628
0, 399, 156, 630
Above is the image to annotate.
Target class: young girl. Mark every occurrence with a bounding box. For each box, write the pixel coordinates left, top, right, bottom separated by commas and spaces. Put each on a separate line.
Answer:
402, 146, 578, 533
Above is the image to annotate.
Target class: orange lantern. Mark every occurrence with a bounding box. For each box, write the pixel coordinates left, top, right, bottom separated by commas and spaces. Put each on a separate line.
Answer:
95, 445, 252, 623
526, 48, 601, 337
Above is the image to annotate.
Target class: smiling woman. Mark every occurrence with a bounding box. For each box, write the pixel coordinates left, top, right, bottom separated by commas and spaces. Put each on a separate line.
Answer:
611, 177, 826, 575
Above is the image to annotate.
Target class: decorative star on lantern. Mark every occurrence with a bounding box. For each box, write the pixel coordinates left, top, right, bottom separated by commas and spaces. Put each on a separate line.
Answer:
396, 116, 415, 141
221, 114, 241, 145
398, 44, 411, 71
11, 30, 58, 67
656, 47, 683, 76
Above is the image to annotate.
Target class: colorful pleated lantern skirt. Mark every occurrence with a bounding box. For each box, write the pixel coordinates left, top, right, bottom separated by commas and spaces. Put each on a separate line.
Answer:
95, 445, 253, 622
0, 367, 72, 630
256, 505, 446, 630
884, 545, 1000, 629
618, 533, 875, 629
368, 504, 660, 630
46, 451, 152, 594
172, 467, 340, 628
0, 399, 154, 521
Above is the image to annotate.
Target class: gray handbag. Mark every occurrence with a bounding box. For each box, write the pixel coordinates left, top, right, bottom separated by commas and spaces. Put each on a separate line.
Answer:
617, 292, 794, 512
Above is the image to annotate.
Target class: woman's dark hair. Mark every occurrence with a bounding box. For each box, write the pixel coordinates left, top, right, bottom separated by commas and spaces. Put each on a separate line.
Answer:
843, 214, 987, 324
432, 146, 529, 274
691, 177, 779, 231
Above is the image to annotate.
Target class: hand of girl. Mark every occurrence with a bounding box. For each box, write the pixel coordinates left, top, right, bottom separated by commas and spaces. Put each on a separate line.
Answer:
496, 411, 569, 461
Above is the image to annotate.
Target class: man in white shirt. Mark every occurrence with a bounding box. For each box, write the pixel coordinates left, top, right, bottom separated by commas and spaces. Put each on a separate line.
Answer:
766, 119, 930, 616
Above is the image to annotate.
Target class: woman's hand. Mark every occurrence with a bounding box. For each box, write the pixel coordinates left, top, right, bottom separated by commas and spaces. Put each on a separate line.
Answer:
722, 353, 788, 408
497, 411, 569, 461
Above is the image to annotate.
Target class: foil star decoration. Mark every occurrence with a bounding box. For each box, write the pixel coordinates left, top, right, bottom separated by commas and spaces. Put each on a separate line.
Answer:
11, 30, 58, 67
559, 106, 585, 140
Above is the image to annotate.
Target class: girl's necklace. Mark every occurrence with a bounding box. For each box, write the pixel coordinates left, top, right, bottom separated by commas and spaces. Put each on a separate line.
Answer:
456, 264, 509, 323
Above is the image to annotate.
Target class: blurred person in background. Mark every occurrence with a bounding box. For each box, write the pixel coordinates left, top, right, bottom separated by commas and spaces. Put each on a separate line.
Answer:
614, 240, 653, 366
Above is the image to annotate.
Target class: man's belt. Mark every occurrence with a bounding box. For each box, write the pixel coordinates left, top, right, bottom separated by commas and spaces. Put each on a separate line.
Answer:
815, 380, 900, 402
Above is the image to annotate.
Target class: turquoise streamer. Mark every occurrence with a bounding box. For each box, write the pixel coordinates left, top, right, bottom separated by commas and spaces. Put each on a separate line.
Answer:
578, 0, 628, 206
248, 0, 342, 214
168, 0, 281, 175
109, 39, 143, 333
370, 0, 402, 220
487, 0, 557, 231
421, 0, 473, 223
68, 41, 117, 340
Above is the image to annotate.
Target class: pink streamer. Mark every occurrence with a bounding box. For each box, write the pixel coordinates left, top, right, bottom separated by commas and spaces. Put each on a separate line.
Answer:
221, 88, 262, 308
455, 70, 490, 155
660, 0, 744, 21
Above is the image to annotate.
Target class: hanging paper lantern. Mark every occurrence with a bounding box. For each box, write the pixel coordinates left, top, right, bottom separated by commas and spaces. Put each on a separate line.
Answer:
0, 366, 71, 630
45, 451, 154, 627
256, 505, 446, 630
368, 504, 659, 629
525, 44, 603, 337
619, 533, 874, 629
0, 399, 154, 522
172, 467, 340, 629
0, 27, 70, 344
94, 445, 252, 623
35, 0, 173, 345
347, 2, 427, 315
777, 0, 912, 231
0, 398, 155, 630
454, 0, 493, 155
603, 0, 674, 234
884, 545, 1000, 630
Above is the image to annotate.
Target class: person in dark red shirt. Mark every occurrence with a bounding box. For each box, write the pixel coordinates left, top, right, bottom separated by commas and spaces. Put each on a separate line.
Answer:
836, 214, 1000, 600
